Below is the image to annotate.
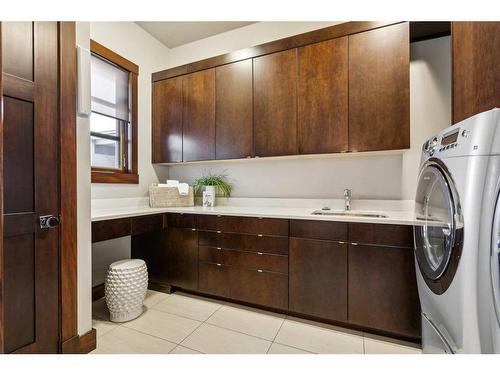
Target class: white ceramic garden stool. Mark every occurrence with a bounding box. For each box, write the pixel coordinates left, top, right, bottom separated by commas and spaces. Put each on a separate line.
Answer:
105, 259, 148, 322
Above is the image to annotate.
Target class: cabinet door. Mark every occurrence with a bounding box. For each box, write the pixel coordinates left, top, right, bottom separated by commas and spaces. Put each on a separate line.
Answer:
132, 230, 168, 286
254, 49, 298, 157
289, 238, 347, 322
152, 77, 183, 163
348, 243, 421, 339
167, 227, 199, 290
198, 262, 231, 297
349, 22, 409, 152
215, 60, 253, 159
452, 22, 500, 123
298, 37, 348, 154
183, 69, 215, 161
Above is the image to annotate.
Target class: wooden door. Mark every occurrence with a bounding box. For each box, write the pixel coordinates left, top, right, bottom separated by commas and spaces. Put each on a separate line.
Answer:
348, 22, 410, 152
1, 22, 60, 353
152, 76, 183, 163
166, 227, 199, 290
215, 59, 253, 160
297, 37, 348, 154
452, 22, 500, 123
254, 49, 298, 157
183, 69, 215, 162
348, 243, 421, 339
289, 238, 348, 322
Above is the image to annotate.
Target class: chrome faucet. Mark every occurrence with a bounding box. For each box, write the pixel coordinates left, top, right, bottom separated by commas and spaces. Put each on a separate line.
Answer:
344, 189, 352, 211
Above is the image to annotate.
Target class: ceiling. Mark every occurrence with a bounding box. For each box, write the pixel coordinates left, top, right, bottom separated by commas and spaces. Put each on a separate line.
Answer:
136, 22, 255, 48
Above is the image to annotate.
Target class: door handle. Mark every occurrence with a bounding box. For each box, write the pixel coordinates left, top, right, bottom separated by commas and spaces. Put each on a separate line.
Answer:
39, 215, 60, 229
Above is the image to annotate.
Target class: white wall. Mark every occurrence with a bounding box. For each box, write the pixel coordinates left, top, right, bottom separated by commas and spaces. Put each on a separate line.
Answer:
403, 36, 452, 199
90, 22, 171, 199
167, 22, 340, 68
76, 22, 92, 335
169, 154, 403, 200
92, 237, 130, 286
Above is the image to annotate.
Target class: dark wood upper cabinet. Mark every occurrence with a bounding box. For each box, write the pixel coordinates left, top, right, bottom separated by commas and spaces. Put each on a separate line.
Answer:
152, 76, 183, 163
297, 37, 348, 154
348, 243, 421, 339
253, 49, 298, 157
452, 22, 500, 123
289, 238, 348, 322
183, 68, 215, 162
348, 22, 410, 152
215, 60, 253, 159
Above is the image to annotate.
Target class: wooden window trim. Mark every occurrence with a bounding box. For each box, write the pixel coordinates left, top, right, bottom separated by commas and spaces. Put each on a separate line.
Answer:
90, 39, 139, 184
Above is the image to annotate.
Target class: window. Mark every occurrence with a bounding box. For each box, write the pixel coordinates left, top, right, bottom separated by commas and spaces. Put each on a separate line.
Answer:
90, 40, 139, 183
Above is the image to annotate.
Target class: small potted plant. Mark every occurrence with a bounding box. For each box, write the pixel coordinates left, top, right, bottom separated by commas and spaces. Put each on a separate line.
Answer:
193, 172, 232, 207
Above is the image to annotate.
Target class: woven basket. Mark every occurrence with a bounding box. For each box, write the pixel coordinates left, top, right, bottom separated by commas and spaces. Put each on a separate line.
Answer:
149, 184, 194, 208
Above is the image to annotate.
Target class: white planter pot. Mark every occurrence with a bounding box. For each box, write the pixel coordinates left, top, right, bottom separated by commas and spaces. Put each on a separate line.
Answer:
203, 185, 216, 207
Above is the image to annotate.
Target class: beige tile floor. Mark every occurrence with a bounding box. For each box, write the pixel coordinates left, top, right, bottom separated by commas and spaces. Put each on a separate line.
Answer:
91, 290, 421, 354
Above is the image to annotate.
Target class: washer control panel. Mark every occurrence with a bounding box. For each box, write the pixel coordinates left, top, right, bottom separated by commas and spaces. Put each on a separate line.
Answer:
423, 128, 464, 157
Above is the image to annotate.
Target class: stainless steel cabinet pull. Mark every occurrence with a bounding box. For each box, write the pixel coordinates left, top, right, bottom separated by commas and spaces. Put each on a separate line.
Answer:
217, 230, 222, 234
257, 269, 263, 273
257, 234, 263, 237
351, 242, 358, 246
216, 263, 222, 267
217, 247, 222, 250
257, 252, 263, 255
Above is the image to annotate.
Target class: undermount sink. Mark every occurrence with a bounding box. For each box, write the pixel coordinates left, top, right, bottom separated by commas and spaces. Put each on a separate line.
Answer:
311, 210, 388, 219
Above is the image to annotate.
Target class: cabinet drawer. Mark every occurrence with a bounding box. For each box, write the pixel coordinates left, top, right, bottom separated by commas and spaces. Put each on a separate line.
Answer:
92, 218, 131, 243
131, 214, 164, 236
290, 220, 348, 241
349, 223, 413, 248
198, 262, 230, 297
199, 246, 288, 274
230, 268, 288, 310
165, 213, 197, 229
197, 215, 289, 236
199, 231, 288, 255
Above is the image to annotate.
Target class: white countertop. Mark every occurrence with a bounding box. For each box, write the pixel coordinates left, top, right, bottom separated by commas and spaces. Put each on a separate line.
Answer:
91, 197, 420, 226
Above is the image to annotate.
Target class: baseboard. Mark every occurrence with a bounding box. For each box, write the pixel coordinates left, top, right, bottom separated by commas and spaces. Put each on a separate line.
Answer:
61, 328, 97, 354
148, 280, 172, 294
92, 283, 105, 301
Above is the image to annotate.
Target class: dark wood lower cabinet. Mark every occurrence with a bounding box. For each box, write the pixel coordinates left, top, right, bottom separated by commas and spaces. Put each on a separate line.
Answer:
348, 243, 421, 339
131, 230, 168, 287
289, 238, 348, 322
127, 214, 420, 341
230, 268, 288, 310
166, 227, 199, 290
198, 263, 230, 297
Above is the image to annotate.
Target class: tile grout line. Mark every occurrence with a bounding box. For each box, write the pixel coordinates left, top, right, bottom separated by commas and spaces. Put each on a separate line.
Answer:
120, 324, 191, 348
202, 321, 274, 344
266, 316, 287, 354
174, 302, 225, 353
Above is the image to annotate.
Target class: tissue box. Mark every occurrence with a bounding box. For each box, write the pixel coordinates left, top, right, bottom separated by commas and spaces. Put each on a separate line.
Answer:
149, 184, 194, 208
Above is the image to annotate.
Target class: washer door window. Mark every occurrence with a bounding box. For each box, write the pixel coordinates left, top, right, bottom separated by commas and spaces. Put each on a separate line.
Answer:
491, 191, 500, 325
414, 161, 462, 291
